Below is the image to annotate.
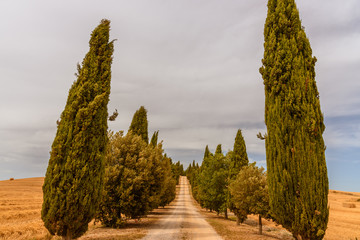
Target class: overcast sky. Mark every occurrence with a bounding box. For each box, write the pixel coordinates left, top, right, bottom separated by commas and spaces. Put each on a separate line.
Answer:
0, 0, 359, 191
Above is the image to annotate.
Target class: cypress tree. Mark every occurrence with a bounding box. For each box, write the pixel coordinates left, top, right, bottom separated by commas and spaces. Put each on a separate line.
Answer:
229, 163, 270, 233
204, 145, 210, 159
42, 19, 114, 240
201, 145, 212, 169
129, 106, 148, 143
199, 149, 227, 214
98, 131, 166, 226
98, 131, 150, 226
259, 1, 328, 239
229, 129, 249, 180
150, 130, 159, 147
228, 129, 249, 222
215, 144, 222, 155
159, 156, 177, 207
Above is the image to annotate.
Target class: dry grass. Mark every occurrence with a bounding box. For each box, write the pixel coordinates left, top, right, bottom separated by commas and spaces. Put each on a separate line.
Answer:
342, 203, 356, 208
0, 177, 48, 240
193, 189, 360, 240
326, 190, 360, 240
0, 177, 171, 240
192, 200, 293, 240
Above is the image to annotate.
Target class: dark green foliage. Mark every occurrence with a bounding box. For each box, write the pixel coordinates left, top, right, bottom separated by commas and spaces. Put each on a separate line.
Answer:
227, 129, 249, 220
129, 106, 148, 143
42, 19, 113, 239
98, 131, 173, 227
134, 137, 165, 211
229, 163, 270, 231
98, 131, 150, 227
204, 145, 210, 159
159, 156, 177, 207
150, 130, 159, 147
108, 109, 118, 121
198, 149, 228, 214
201, 145, 213, 170
229, 129, 249, 180
260, 0, 328, 239
171, 160, 184, 184
215, 144, 222, 155
186, 160, 200, 202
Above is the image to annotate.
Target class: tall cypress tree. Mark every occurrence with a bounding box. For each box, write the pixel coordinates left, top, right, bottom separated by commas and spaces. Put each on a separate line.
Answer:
129, 106, 148, 143
259, 1, 328, 239
228, 129, 249, 222
199, 145, 227, 214
201, 145, 212, 169
229, 129, 249, 180
42, 19, 114, 240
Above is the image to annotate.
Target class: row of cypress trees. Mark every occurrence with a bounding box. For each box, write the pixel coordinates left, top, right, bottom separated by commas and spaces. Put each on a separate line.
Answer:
42, 0, 329, 238
187, 131, 270, 234
97, 106, 179, 227
186, 130, 254, 223
188, 0, 329, 239
41, 20, 181, 240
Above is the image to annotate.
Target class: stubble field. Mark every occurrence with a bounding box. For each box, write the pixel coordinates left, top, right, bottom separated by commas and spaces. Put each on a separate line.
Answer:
0, 177, 359, 240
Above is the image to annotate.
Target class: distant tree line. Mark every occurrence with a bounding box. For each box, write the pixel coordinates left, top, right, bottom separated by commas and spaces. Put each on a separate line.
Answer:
185, 130, 271, 234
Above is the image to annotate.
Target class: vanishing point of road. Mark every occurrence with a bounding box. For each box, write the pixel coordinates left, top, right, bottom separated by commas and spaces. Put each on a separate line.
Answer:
141, 176, 222, 240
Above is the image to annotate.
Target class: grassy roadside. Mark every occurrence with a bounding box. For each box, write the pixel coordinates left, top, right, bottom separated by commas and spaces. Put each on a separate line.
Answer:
198, 209, 293, 240
187, 183, 293, 240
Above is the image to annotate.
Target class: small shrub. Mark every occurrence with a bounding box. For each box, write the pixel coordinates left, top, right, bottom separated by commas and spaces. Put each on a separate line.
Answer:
342, 202, 356, 208
9, 178, 14, 181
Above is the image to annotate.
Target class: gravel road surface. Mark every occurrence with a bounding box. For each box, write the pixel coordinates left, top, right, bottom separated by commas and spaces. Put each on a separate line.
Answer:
141, 176, 222, 240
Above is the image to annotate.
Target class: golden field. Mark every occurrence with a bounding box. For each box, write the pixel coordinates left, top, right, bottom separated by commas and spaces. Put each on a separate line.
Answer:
0, 177, 153, 240
0, 177, 359, 240
199, 191, 360, 240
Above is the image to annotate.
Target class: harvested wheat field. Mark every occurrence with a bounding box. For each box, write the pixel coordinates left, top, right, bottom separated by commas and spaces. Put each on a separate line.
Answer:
0, 177, 47, 239
197, 190, 360, 240
1, 177, 360, 240
0, 177, 156, 240
324, 190, 360, 240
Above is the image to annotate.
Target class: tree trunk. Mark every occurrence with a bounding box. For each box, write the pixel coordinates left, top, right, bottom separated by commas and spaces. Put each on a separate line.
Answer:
258, 215, 262, 235
236, 215, 240, 225
224, 209, 228, 219
62, 229, 72, 240
62, 235, 71, 240
296, 234, 303, 240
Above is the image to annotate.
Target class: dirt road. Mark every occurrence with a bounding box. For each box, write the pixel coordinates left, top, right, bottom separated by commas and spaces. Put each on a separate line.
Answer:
142, 176, 222, 240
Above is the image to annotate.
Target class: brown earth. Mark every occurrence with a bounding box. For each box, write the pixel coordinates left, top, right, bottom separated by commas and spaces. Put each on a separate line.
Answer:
0, 177, 359, 239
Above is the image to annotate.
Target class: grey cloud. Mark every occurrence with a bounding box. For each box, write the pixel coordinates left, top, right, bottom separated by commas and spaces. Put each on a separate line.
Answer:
0, 0, 358, 190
